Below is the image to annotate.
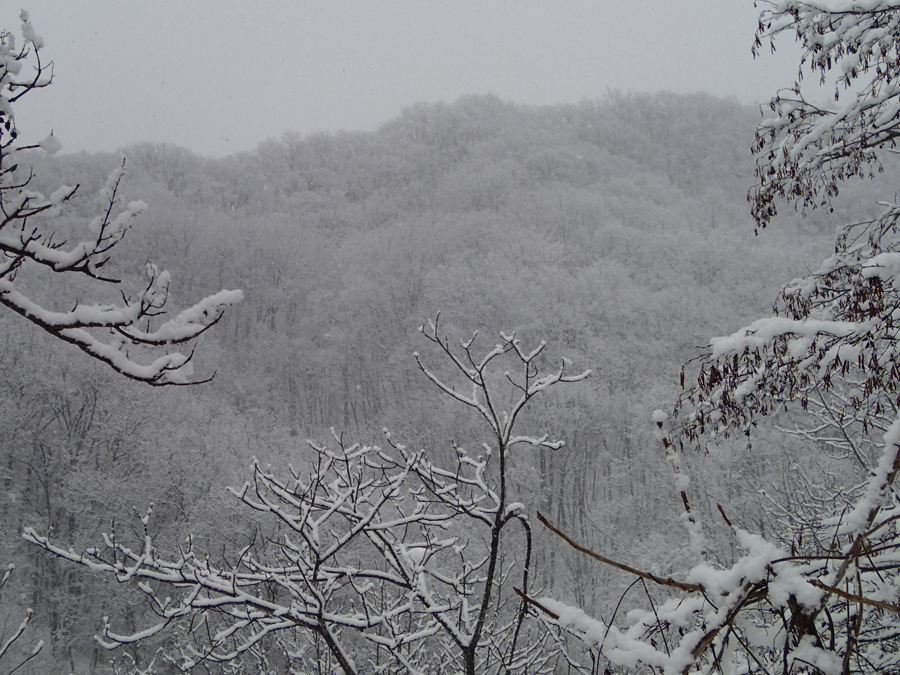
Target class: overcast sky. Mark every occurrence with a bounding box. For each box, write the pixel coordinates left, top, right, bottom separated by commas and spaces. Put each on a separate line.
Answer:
2, 1, 801, 158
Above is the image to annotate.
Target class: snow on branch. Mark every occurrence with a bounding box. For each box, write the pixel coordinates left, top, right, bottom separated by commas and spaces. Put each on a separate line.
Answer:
0, 564, 43, 672
530, 509, 853, 675
0, 16, 241, 384
751, 1, 900, 228
678, 202, 900, 446
416, 314, 590, 449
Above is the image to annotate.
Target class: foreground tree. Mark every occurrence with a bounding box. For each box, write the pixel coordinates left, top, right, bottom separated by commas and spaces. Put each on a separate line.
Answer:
521, 3, 900, 674
0, 13, 241, 385
26, 320, 589, 675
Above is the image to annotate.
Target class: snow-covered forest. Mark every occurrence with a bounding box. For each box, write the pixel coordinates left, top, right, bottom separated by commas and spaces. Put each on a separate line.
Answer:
7, 4, 900, 674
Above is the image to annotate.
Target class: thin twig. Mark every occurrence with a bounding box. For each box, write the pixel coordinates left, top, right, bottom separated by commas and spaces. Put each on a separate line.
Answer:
537, 512, 702, 593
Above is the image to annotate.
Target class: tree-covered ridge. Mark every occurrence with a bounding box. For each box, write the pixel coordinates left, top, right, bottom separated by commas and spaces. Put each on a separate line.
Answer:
42, 93, 824, 425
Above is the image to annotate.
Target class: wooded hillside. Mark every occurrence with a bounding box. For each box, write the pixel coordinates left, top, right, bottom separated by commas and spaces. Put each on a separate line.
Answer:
2, 90, 868, 672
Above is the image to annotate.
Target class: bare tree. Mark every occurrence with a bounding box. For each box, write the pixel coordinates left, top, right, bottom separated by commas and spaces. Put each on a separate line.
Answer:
26, 319, 589, 674
0, 13, 241, 385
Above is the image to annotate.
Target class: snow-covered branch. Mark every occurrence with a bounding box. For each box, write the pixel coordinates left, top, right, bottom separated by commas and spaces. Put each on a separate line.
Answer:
0, 15, 241, 384
0, 564, 43, 674
751, 1, 900, 228
531, 506, 895, 675
26, 327, 586, 674
416, 315, 590, 449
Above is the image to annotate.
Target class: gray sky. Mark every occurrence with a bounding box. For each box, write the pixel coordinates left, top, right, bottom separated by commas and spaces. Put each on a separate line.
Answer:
2, 1, 800, 158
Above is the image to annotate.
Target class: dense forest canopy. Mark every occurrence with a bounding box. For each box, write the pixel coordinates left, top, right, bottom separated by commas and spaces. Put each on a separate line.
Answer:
4, 87, 888, 673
